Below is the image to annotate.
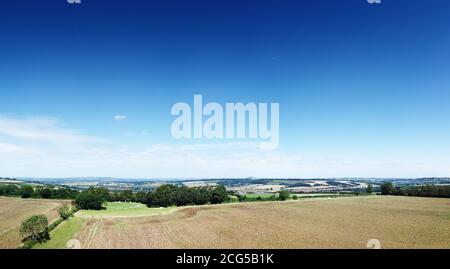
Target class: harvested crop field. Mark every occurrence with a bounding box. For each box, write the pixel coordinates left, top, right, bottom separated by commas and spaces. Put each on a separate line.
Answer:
0, 197, 70, 248
70, 196, 450, 249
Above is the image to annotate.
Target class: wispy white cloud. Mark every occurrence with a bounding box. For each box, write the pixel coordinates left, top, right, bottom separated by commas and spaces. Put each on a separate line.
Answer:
0, 142, 34, 154
114, 115, 127, 121
1, 115, 449, 178
0, 116, 98, 144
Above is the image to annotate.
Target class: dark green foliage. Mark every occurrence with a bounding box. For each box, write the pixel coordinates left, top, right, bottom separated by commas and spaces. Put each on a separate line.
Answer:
367, 183, 373, 194
75, 188, 107, 210
175, 186, 195, 206
210, 185, 228, 204
380, 182, 395, 195
146, 184, 228, 208
397, 185, 450, 198
380, 182, 450, 198
292, 195, 299, 200
20, 215, 49, 243
37, 187, 53, 199
20, 185, 34, 198
192, 187, 212, 205
51, 188, 79, 199
0, 184, 20, 196
111, 190, 134, 202
278, 190, 290, 201
88, 187, 110, 202
0, 184, 79, 200
134, 191, 148, 204
149, 184, 179, 207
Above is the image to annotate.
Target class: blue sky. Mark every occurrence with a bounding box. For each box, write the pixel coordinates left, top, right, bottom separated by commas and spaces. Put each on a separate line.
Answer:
1, 0, 450, 178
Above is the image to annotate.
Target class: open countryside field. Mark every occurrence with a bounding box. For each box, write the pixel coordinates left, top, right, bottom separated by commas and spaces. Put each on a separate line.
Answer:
39, 196, 450, 249
0, 197, 70, 248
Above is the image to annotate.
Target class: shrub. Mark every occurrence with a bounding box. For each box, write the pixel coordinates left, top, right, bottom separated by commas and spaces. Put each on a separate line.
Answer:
227, 195, 239, 203
58, 205, 73, 220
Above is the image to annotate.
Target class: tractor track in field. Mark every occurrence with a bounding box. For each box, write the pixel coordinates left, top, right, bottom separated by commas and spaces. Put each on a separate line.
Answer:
84, 219, 102, 249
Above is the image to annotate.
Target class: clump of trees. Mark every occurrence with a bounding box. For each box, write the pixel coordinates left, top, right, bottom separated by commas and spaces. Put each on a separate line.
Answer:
380, 182, 450, 198
74, 187, 109, 210
278, 190, 290, 201
20, 215, 50, 245
73, 185, 229, 210
0, 184, 79, 199
20, 185, 34, 198
147, 185, 228, 207
380, 182, 395, 195
0, 184, 20, 197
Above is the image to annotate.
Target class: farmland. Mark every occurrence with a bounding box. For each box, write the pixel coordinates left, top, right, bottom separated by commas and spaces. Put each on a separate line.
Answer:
35, 196, 450, 249
0, 197, 69, 248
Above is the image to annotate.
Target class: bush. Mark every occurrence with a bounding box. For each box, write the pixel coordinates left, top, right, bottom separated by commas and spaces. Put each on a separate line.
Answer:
20, 215, 49, 243
227, 195, 239, 203
292, 195, 299, 200
58, 205, 73, 220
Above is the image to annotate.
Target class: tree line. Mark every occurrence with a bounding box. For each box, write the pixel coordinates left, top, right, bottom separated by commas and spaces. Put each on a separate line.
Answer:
74, 184, 229, 210
380, 182, 450, 198
0, 184, 79, 199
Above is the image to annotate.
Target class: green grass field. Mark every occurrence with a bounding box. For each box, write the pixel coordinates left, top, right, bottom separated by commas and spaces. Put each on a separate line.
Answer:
76, 202, 176, 218
244, 193, 278, 199
34, 217, 85, 249
244, 192, 348, 200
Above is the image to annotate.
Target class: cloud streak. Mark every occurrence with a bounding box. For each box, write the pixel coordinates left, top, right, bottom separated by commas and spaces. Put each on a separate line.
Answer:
0, 116, 98, 144
114, 115, 127, 121
1, 115, 449, 179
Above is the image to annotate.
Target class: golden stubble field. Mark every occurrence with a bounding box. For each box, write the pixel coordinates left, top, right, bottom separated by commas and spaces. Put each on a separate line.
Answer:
74, 196, 450, 249
0, 197, 69, 248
